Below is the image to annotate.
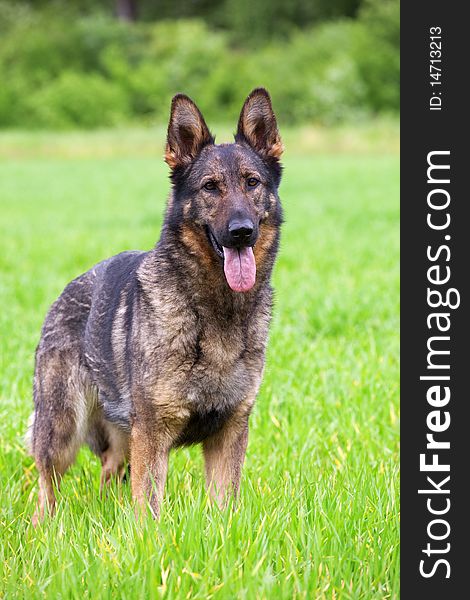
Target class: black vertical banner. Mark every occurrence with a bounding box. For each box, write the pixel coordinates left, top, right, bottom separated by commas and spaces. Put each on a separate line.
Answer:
401, 3, 468, 598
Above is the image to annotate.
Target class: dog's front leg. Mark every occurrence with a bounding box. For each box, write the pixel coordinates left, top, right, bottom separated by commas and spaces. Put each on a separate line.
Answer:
203, 412, 250, 507
130, 421, 172, 518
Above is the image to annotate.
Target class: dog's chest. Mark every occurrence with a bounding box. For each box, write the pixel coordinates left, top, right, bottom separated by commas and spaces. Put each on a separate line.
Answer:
138, 293, 269, 439
166, 323, 253, 445
178, 313, 264, 409
186, 323, 247, 396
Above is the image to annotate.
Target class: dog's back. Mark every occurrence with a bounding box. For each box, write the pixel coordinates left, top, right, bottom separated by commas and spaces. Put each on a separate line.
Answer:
29, 251, 145, 515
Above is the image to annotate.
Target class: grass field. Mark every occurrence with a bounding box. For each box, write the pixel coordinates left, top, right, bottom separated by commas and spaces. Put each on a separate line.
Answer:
0, 125, 399, 599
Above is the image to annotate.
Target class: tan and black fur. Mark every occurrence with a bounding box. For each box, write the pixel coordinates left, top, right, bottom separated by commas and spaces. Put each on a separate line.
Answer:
27, 88, 283, 523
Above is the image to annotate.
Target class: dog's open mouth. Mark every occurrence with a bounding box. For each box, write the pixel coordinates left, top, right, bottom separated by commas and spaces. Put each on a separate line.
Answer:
207, 228, 256, 293
208, 228, 224, 258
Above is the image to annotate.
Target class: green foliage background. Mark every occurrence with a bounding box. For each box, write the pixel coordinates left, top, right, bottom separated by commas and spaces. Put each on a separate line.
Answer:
0, 0, 399, 128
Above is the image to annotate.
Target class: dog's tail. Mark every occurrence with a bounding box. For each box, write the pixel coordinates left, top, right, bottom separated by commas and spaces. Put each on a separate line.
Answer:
24, 411, 35, 454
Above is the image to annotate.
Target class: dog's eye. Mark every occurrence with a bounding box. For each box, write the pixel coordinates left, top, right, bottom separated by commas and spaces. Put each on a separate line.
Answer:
247, 177, 260, 188
203, 180, 217, 191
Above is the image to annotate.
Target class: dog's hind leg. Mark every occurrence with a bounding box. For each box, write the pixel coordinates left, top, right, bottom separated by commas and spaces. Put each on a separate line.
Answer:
88, 418, 129, 491
29, 349, 88, 526
100, 426, 129, 490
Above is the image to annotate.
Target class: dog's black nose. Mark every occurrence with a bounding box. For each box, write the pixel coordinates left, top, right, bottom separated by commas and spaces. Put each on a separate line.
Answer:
228, 218, 254, 244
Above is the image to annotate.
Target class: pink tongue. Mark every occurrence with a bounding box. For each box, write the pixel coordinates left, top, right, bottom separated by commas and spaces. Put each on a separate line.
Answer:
223, 246, 256, 292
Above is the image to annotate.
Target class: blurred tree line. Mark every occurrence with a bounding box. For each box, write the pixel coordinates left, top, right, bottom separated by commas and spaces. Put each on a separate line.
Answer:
0, 0, 399, 128
6, 0, 365, 35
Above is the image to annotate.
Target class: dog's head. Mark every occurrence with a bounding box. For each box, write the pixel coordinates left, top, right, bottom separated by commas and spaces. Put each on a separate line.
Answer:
164, 88, 283, 293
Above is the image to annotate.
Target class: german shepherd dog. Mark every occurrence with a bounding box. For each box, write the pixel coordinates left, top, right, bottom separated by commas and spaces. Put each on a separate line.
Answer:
28, 88, 283, 524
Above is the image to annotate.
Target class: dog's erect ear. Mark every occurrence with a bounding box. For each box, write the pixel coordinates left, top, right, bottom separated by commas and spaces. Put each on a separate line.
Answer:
165, 94, 214, 170
235, 88, 283, 160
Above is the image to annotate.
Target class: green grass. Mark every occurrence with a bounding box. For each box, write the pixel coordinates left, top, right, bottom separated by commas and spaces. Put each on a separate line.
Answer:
0, 127, 399, 599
